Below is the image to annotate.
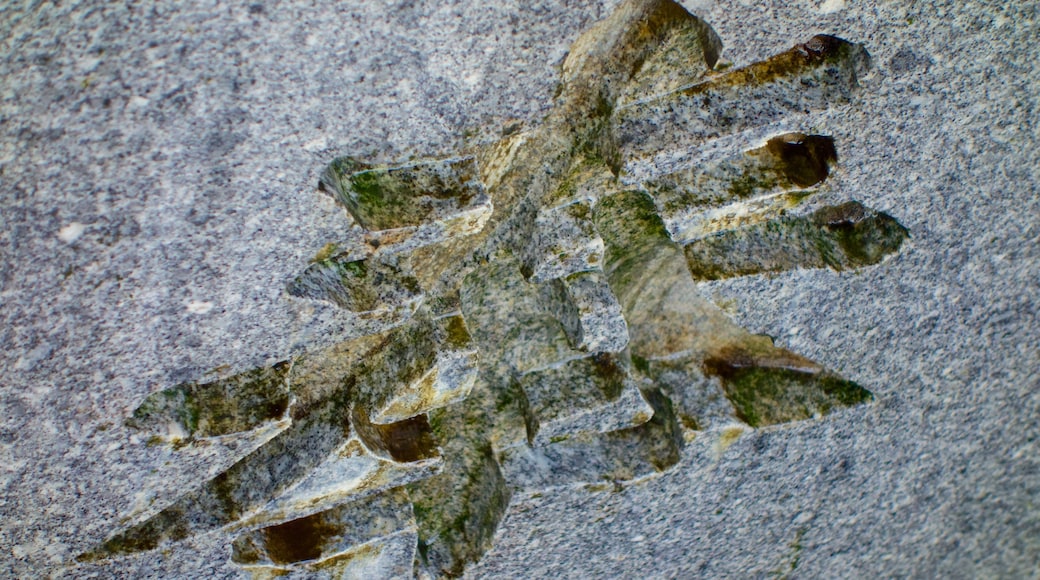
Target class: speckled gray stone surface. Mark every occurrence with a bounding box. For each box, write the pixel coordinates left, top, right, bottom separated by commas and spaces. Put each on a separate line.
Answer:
1, 0, 1038, 578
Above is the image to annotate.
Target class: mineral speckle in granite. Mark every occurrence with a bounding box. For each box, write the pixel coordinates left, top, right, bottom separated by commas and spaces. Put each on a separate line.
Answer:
4, 0, 1036, 578
68, 0, 907, 576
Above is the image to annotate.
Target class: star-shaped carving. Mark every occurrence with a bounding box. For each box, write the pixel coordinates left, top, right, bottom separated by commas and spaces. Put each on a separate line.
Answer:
77, 0, 907, 577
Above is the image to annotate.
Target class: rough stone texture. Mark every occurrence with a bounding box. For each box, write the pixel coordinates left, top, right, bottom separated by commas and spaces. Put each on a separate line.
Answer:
1, 1, 1038, 579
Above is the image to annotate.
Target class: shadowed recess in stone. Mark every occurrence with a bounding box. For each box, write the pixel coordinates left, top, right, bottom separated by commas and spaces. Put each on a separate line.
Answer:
231, 488, 414, 567
351, 406, 439, 464
77, 0, 910, 577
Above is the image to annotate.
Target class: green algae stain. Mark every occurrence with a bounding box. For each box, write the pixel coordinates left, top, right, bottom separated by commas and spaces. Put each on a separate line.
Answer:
595, 190, 675, 293
683, 201, 909, 281
79, 507, 192, 562
332, 157, 483, 231
816, 202, 910, 267
727, 170, 780, 199
442, 315, 473, 350
127, 362, 290, 442
703, 359, 872, 427
679, 34, 867, 97
349, 171, 395, 220
310, 242, 339, 263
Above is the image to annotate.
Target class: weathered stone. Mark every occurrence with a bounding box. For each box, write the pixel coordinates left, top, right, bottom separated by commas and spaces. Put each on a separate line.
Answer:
127, 362, 291, 443
350, 314, 478, 425
683, 201, 909, 280
460, 253, 580, 375
519, 353, 654, 445
231, 487, 417, 577
615, 35, 870, 173
75, 2, 909, 577
540, 271, 629, 354
408, 395, 511, 579
286, 254, 424, 322
521, 199, 604, 282
644, 133, 837, 243
501, 386, 684, 489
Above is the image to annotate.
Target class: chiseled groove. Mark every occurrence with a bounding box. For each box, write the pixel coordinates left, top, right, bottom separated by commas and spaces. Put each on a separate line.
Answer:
615, 34, 871, 169
683, 201, 910, 281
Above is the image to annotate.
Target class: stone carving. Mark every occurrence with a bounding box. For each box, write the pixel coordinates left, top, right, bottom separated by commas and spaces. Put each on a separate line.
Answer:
77, 0, 907, 577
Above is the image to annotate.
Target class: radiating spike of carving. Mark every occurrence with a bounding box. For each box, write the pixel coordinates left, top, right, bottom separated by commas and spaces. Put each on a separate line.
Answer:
236, 438, 437, 532
593, 190, 874, 428
286, 254, 424, 321
351, 314, 478, 425
683, 201, 910, 280
644, 133, 837, 243
615, 35, 871, 173
541, 271, 629, 354
408, 395, 511, 579
320, 155, 492, 243
521, 199, 604, 282
519, 352, 653, 446
233, 408, 439, 532
126, 361, 291, 443
460, 253, 581, 375
287, 332, 388, 417
81, 392, 441, 563
501, 386, 683, 489
702, 346, 872, 427
231, 487, 417, 577
77, 389, 355, 562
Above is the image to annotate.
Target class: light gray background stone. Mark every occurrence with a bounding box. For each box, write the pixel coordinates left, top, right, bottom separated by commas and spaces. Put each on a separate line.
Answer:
1, 0, 1037, 577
